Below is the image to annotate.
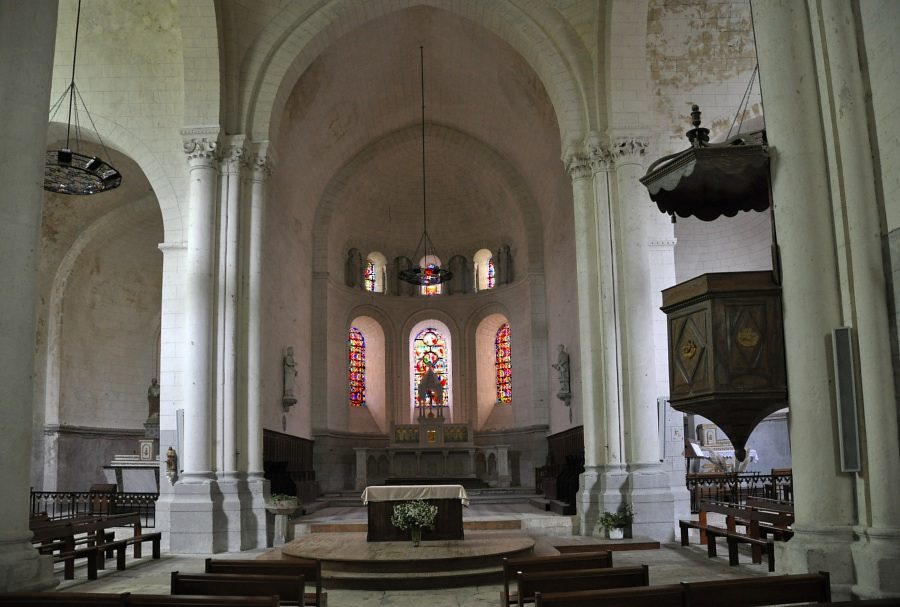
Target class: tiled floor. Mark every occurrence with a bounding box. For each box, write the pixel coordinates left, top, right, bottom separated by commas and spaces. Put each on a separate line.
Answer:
55, 505, 769, 606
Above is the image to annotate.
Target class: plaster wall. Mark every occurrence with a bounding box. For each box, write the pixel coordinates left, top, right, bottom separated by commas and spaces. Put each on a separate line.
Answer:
674, 210, 773, 283
58, 212, 163, 429
48, 426, 145, 492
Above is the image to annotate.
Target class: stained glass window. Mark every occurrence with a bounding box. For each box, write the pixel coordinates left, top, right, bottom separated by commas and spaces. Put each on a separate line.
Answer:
495, 323, 511, 403
348, 326, 366, 407
486, 257, 496, 289
421, 263, 442, 296
364, 259, 376, 292
412, 327, 449, 407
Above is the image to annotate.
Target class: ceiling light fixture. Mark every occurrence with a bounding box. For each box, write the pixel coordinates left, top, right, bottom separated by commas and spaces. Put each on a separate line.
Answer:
44, 0, 122, 195
398, 46, 453, 287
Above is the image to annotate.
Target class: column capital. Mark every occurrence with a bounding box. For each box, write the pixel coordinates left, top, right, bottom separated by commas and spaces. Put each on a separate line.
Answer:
609, 135, 650, 165
565, 154, 593, 181
220, 135, 248, 174
181, 126, 220, 165
247, 141, 275, 179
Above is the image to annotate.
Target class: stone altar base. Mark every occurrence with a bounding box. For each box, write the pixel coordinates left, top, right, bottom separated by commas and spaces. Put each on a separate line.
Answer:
279, 530, 534, 589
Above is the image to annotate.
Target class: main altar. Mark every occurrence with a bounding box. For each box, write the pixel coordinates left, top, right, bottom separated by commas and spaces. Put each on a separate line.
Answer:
361, 484, 468, 542
353, 403, 511, 490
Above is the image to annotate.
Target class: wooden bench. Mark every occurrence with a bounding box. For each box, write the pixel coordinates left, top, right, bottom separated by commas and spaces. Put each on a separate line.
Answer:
680, 500, 787, 570
533, 571, 832, 607
171, 571, 305, 606
205, 557, 326, 607
29, 521, 103, 580
0, 593, 279, 607
500, 551, 613, 607
682, 571, 830, 607
98, 512, 162, 560
516, 565, 649, 607
534, 584, 683, 607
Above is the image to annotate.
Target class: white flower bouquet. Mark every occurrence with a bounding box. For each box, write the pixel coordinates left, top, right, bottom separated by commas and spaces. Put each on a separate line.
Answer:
390, 499, 438, 531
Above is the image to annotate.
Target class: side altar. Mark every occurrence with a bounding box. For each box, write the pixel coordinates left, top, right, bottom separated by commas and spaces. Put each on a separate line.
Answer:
354, 405, 511, 490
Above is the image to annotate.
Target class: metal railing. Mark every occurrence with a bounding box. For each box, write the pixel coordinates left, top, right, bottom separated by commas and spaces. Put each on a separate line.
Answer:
686, 471, 793, 513
30, 491, 158, 528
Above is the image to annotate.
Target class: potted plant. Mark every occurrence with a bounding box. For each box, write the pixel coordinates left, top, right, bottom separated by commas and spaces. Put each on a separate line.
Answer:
266, 492, 299, 515
390, 499, 438, 546
599, 503, 634, 539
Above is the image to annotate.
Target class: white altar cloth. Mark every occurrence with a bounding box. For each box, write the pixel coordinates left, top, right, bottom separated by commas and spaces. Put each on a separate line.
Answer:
361, 484, 469, 506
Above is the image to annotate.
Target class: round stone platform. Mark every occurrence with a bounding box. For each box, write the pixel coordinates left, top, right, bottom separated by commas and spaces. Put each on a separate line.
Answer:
280, 530, 535, 589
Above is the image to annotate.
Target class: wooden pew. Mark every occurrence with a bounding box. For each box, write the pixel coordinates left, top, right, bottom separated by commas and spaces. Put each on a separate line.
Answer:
0, 593, 279, 607
0, 592, 123, 606
98, 512, 162, 560
532, 572, 833, 607
534, 584, 684, 607
500, 551, 613, 607
515, 565, 649, 607
205, 557, 326, 607
171, 571, 305, 606
680, 500, 787, 570
29, 522, 102, 580
682, 571, 831, 607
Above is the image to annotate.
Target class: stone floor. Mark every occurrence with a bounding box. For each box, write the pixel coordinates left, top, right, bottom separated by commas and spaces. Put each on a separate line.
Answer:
54, 504, 770, 606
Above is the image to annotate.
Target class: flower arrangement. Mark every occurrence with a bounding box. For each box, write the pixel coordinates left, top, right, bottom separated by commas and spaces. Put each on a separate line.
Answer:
390, 500, 438, 531
599, 503, 634, 532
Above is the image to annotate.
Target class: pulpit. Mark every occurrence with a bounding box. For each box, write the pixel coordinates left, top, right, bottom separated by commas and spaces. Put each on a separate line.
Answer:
361, 484, 468, 542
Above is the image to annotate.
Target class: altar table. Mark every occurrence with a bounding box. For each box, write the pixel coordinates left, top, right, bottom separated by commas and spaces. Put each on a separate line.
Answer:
361, 484, 468, 542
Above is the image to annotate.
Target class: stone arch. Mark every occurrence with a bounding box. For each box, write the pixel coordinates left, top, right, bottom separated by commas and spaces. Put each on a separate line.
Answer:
238, 0, 596, 149
312, 122, 545, 280
466, 304, 513, 430
346, 305, 395, 433
47, 119, 182, 241
39, 194, 163, 490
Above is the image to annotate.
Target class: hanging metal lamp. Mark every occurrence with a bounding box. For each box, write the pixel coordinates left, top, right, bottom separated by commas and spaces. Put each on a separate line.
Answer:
44, 0, 122, 195
398, 47, 453, 287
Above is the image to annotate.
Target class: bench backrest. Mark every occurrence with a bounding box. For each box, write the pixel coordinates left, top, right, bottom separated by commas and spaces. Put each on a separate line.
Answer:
502, 551, 613, 597
517, 565, 649, 606
682, 571, 831, 607
698, 500, 792, 526
744, 496, 794, 515
205, 558, 322, 604
127, 595, 279, 607
0, 592, 124, 606
534, 584, 684, 607
171, 571, 304, 604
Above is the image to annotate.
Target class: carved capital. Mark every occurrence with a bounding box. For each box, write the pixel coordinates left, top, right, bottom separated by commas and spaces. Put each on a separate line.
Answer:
182, 137, 218, 162
221, 144, 246, 173
610, 136, 649, 164
565, 154, 593, 181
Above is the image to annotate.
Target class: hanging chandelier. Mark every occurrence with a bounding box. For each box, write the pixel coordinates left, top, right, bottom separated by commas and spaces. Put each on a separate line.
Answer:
44, 0, 122, 195
398, 47, 453, 287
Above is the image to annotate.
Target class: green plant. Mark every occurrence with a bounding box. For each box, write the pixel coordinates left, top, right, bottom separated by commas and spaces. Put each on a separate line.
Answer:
599, 503, 634, 531
390, 500, 438, 530
268, 493, 296, 502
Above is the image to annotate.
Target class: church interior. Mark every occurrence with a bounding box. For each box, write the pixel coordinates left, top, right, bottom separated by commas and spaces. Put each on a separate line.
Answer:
1, 0, 899, 601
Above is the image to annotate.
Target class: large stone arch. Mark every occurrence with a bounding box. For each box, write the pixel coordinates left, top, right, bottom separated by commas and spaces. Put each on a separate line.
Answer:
346, 304, 397, 431
401, 311, 463, 424
38, 194, 162, 490
311, 122, 545, 277
47, 119, 183, 241
238, 0, 596, 150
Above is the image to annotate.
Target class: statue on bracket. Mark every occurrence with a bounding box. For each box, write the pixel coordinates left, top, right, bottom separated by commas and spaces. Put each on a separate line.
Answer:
448, 255, 468, 294
146, 377, 160, 422
282, 346, 298, 410
345, 248, 363, 288
551, 344, 573, 421
496, 244, 513, 285
394, 255, 414, 296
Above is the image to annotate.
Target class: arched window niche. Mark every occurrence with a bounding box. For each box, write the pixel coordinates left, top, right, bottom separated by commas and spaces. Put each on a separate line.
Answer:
418, 254, 442, 296
409, 319, 452, 421
475, 313, 513, 429
364, 251, 388, 293
348, 316, 387, 433
473, 248, 495, 292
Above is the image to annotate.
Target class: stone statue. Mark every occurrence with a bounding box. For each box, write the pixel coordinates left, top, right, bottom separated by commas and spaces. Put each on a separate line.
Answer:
448, 255, 468, 294
551, 344, 572, 417
147, 377, 160, 421
496, 244, 513, 285
282, 346, 298, 408
345, 248, 363, 288
394, 255, 414, 296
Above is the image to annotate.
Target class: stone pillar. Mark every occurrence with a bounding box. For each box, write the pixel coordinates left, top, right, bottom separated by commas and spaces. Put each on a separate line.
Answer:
241, 144, 272, 550
610, 135, 677, 540
0, 0, 58, 591
497, 446, 511, 488
568, 141, 628, 536
752, 0, 856, 591
217, 137, 245, 552
815, 1, 900, 598
170, 128, 224, 553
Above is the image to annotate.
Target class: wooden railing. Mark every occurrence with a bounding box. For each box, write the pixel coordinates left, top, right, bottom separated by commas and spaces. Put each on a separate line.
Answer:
685, 471, 792, 513
30, 490, 158, 528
